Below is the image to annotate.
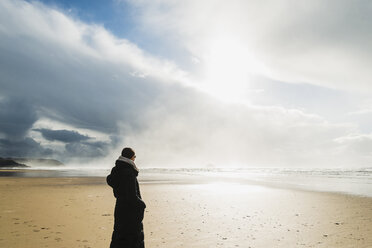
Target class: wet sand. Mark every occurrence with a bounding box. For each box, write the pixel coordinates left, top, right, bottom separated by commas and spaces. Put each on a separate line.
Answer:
0, 177, 371, 248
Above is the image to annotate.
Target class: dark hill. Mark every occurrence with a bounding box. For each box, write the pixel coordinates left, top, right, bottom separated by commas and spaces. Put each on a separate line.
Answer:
13, 158, 64, 167
0, 158, 28, 168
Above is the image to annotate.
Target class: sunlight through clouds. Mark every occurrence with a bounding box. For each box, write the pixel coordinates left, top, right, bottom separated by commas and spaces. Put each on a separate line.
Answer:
128, 0, 372, 93
201, 36, 265, 102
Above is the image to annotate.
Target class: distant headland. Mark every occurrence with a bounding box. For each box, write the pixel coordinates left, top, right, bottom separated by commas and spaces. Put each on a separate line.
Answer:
0, 157, 64, 168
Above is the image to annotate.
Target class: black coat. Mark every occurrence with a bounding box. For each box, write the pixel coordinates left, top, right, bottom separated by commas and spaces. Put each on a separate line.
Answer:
107, 159, 146, 248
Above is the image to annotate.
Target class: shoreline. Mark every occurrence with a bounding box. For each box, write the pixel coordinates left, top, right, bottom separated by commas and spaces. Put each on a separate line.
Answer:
1, 168, 371, 199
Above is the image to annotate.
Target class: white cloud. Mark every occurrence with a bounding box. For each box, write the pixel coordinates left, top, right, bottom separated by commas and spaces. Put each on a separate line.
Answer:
122, 97, 359, 167
0, 0, 188, 83
334, 134, 372, 166
348, 109, 372, 116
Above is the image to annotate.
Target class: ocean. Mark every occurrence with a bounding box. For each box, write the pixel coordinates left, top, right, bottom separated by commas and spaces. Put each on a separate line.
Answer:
1, 166, 371, 197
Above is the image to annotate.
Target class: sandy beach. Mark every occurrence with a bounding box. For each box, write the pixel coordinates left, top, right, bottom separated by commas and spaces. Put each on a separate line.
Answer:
0, 177, 371, 248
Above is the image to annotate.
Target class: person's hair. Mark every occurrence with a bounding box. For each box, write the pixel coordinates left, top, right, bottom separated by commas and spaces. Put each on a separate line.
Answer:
121, 147, 135, 159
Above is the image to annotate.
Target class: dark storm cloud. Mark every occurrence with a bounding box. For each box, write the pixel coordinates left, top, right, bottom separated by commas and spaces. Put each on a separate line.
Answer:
65, 140, 109, 158
0, 32, 146, 134
0, 98, 38, 139
0, 137, 53, 158
33, 128, 90, 143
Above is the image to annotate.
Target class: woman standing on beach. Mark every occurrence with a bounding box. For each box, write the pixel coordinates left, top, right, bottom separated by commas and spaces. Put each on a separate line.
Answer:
107, 147, 146, 248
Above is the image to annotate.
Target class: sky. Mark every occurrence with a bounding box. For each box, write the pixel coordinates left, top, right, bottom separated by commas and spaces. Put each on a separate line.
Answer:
1, 0, 372, 168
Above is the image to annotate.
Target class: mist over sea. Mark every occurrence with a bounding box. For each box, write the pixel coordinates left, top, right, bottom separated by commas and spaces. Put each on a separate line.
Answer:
1, 166, 371, 198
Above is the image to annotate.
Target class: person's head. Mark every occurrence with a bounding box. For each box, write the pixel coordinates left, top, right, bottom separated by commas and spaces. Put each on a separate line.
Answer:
121, 147, 136, 161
